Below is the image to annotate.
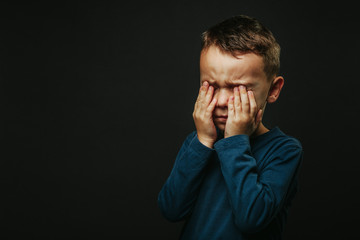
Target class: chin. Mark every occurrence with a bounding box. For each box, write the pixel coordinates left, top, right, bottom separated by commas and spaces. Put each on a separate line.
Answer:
215, 123, 225, 132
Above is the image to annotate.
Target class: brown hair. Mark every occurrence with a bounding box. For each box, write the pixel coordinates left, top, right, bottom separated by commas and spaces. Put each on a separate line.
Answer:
201, 15, 281, 80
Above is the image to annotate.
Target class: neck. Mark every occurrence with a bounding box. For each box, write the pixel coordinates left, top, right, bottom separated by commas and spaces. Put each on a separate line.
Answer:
250, 122, 269, 138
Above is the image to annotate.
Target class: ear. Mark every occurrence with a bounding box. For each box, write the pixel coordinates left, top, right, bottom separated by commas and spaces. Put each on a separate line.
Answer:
267, 76, 284, 103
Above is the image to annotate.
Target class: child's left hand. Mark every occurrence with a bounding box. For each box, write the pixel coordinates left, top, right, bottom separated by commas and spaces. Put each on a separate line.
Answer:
224, 85, 263, 138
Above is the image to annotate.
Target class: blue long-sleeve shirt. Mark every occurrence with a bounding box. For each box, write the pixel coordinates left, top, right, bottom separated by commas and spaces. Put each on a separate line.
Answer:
158, 127, 303, 239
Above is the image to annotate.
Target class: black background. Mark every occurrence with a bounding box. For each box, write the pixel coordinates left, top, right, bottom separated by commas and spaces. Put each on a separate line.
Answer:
2, 1, 359, 239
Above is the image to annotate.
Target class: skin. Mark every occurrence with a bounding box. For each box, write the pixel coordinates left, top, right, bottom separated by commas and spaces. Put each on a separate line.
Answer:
193, 45, 284, 148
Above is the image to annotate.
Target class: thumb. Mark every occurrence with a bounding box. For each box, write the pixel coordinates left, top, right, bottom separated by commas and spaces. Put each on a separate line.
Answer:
255, 109, 263, 126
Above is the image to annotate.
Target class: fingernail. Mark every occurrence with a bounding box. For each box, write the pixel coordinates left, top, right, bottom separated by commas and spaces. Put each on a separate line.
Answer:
240, 85, 246, 90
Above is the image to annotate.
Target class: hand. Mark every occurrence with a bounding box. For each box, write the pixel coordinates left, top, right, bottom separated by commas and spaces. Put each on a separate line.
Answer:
224, 85, 263, 138
193, 81, 218, 148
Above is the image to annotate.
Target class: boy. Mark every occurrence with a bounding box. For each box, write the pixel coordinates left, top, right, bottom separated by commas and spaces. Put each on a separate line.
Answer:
158, 15, 303, 239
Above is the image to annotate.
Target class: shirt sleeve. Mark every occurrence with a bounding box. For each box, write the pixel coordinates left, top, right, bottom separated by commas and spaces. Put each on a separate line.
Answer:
158, 131, 215, 222
214, 134, 303, 234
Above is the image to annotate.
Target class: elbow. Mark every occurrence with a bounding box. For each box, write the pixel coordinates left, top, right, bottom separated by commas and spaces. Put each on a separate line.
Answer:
233, 200, 277, 234
158, 205, 183, 222
234, 218, 266, 234
157, 195, 186, 222
161, 212, 184, 223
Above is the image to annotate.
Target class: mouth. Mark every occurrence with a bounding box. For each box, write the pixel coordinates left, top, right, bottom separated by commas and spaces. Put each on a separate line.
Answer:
214, 115, 228, 123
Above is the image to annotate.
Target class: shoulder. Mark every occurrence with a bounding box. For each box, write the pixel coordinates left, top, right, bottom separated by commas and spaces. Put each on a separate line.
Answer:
252, 127, 303, 162
261, 127, 302, 149
254, 128, 303, 170
267, 128, 303, 164
275, 129, 301, 148
277, 128, 302, 151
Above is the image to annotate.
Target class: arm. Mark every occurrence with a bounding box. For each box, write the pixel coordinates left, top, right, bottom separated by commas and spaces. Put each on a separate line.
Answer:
219, 86, 303, 233
214, 135, 303, 233
158, 132, 214, 222
158, 81, 217, 222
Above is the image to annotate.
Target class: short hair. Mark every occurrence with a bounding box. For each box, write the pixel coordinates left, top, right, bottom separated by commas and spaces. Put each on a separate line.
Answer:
201, 15, 281, 80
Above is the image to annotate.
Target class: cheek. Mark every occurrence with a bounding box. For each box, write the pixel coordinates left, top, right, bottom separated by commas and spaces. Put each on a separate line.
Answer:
253, 91, 267, 108
253, 92, 261, 101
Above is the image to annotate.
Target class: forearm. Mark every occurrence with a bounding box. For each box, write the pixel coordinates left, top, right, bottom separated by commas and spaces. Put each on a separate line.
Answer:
214, 135, 302, 233
158, 132, 214, 222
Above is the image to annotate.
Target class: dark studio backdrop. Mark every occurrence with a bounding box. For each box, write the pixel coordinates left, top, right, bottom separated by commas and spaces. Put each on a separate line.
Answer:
2, 0, 359, 239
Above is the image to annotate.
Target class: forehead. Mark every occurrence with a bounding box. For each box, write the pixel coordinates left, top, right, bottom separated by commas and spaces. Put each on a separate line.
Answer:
200, 46, 266, 85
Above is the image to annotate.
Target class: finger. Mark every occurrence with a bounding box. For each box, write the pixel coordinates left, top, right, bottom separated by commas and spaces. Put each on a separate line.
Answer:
205, 97, 217, 117
195, 81, 209, 113
196, 81, 209, 103
240, 85, 250, 113
228, 96, 234, 118
234, 87, 241, 117
248, 90, 257, 116
204, 85, 214, 106
255, 108, 263, 125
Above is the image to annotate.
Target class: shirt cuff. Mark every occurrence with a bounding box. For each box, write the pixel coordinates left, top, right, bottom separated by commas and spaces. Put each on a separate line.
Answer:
175, 133, 215, 170
214, 134, 250, 150
190, 134, 215, 156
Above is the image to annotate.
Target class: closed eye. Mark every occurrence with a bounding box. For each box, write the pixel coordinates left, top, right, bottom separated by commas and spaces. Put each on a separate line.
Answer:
209, 83, 219, 89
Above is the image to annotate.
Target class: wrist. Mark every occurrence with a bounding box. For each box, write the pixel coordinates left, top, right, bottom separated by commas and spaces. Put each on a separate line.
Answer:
224, 129, 247, 138
224, 125, 256, 138
197, 135, 215, 148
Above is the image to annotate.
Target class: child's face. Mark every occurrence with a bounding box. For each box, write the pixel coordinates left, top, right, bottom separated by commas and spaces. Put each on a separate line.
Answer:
199, 46, 273, 131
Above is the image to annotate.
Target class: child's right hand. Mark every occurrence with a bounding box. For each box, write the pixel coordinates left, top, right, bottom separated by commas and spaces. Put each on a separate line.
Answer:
192, 81, 218, 148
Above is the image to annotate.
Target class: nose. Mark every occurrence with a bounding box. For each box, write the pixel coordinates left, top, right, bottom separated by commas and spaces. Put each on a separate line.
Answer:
215, 88, 233, 108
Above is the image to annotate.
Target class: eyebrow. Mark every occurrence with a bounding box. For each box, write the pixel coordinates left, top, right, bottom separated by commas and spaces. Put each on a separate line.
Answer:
226, 79, 255, 88
201, 79, 254, 88
226, 80, 253, 86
